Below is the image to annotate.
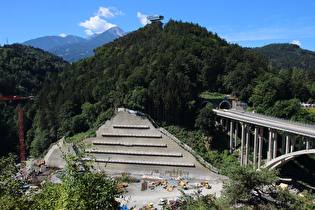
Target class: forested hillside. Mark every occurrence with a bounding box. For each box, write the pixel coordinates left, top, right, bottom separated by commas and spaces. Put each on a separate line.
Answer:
1, 20, 315, 158
0, 44, 69, 156
251, 43, 315, 72
23, 20, 270, 156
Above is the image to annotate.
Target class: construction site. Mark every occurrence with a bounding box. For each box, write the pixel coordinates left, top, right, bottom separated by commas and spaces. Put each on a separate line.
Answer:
42, 108, 228, 209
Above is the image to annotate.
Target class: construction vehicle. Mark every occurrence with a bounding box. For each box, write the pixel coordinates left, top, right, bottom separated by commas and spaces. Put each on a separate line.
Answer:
155, 181, 162, 186
117, 183, 128, 188
166, 184, 176, 191
147, 203, 155, 209
180, 181, 188, 190
148, 182, 155, 190
166, 186, 173, 191
162, 179, 168, 185
180, 181, 185, 187
205, 181, 211, 189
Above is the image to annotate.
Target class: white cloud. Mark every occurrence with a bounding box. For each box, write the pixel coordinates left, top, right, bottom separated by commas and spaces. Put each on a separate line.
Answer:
97, 7, 114, 18
137, 12, 151, 26
59, 33, 67, 38
79, 15, 116, 35
290, 40, 302, 47
84, 30, 94, 36
79, 6, 123, 35
108, 7, 124, 16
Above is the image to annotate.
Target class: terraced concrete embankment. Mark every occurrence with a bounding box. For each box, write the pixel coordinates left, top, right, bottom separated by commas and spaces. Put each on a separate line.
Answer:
84, 111, 226, 180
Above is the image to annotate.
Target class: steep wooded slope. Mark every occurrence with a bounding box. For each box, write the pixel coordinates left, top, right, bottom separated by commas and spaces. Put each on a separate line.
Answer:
26, 20, 268, 157
0, 44, 69, 156
251, 43, 315, 72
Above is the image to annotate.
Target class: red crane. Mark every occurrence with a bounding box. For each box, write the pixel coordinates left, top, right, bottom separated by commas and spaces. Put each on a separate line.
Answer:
0, 95, 34, 162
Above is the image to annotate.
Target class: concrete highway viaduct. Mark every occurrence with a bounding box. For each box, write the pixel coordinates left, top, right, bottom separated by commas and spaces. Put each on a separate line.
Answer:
213, 109, 315, 169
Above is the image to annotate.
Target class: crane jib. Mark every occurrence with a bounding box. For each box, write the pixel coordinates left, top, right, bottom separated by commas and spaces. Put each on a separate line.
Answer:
0, 95, 35, 101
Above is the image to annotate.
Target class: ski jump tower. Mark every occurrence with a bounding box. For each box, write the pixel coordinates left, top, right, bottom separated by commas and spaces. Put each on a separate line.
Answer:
147, 15, 164, 22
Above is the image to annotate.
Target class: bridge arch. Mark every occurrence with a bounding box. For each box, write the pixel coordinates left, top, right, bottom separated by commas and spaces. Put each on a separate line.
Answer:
262, 149, 315, 170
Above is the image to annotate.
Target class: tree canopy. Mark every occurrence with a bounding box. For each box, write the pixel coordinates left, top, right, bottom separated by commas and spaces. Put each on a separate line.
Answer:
219, 165, 315, 209
0, 143, 122, 209
0, 44, 69, 157
251, 43, 315, 72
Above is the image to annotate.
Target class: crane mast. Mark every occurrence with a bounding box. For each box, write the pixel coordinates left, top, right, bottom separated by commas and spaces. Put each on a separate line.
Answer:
18, 107, 25, 161
0, 95, 34, 162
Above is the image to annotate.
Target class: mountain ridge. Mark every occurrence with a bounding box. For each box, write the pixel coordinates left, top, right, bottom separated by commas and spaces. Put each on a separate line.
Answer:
23, 35, 87, 51
23, 27, 126, 62
249, 43, 315, 71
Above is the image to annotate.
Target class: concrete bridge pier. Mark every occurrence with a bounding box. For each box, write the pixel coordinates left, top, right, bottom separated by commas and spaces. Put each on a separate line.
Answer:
282, 133, 285, 155
286, 134, 291, 154
267, 129, 279, 162
306, 137, 315, 149
245, 125, 250, 165
306, 137, 310, 150
228, 120, 240, 153
267, 129, 272, 161
240, 123, 245, 165
253, 126, 263, 169
273, 131, 278, 159
258, 127, 264, 168
239, 123, 251, 166
267, 129, 273, 162
229, 120, 234, 153
235, 122, 239, 149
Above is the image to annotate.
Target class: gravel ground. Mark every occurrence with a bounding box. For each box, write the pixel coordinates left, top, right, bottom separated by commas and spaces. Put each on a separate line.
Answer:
117, 176, 225, 209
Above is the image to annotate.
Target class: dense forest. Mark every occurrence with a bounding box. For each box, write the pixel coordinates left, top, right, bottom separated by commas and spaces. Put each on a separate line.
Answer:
251, 43, 315, 72
0, 44, 69, 156
1, 20, 315, 159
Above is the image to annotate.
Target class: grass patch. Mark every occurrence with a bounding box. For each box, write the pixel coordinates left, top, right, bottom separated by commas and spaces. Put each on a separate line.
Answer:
165, 125, 238, 170
65, 129, 96, 143
199, 91, 230, 99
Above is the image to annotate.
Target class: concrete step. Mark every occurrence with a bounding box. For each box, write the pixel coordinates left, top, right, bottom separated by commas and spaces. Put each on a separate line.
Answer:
91, 140, 167, 148
112, 125, 150, 129
101, 133, 162, 138
85, 149, 182, 157
87, 153, 186, 162
82, 157, 195, 167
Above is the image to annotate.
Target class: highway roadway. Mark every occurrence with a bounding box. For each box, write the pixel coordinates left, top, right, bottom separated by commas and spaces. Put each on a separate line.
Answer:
213, 109, 315, 138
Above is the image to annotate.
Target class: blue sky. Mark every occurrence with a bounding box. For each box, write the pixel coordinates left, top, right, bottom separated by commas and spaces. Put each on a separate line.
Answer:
1, 0, 315, 51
